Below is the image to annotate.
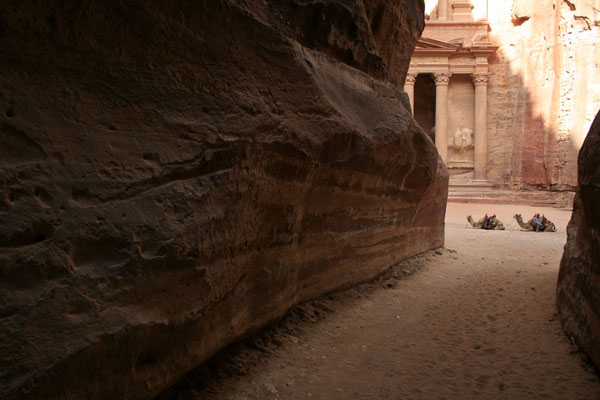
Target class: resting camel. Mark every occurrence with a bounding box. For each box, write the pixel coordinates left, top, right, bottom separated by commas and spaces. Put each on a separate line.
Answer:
513, 214, 556, 232
466, 215, 505, 230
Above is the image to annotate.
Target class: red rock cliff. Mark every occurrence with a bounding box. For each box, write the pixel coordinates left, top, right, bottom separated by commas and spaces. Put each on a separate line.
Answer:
0, 1, 446, 398
485, 0, 600, 190
557, 109, 600, 368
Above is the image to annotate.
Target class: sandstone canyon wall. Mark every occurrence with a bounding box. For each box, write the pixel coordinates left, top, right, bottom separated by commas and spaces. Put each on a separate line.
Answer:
0, 1, 446, 399
557, 109, 600, 369
485, 0, 600, 190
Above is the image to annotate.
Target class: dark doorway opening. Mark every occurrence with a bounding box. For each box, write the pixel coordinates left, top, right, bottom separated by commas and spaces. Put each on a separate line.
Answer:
414, 74, 436, 142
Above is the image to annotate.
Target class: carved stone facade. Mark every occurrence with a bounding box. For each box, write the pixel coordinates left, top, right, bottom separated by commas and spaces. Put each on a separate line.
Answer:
471, 72, 491, 86
405, 1, 497, 185
408, 0, 600, 190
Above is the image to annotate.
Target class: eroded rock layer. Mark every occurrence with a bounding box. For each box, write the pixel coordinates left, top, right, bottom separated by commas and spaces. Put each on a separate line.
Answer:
0, 1, 445, 398
557, 109, 600, 368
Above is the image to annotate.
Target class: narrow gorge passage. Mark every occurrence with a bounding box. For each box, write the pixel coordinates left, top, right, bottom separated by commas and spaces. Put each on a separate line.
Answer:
162, 203, 600, 400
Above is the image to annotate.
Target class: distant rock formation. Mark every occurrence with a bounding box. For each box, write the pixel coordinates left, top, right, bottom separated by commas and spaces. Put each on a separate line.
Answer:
557, 109, 600, 368
0, 1, 446, 398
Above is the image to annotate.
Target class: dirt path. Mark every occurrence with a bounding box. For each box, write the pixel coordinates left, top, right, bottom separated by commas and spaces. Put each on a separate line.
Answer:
161, 203, 600, 400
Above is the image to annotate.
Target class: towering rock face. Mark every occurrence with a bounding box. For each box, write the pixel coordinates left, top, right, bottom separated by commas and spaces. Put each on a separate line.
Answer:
485, 0, 600, 190
0, 1, 445, 399
363, 0, 426, 86
557, 109, 600, 368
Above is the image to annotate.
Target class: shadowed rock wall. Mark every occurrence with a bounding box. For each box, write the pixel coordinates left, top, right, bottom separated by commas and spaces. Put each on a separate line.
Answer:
363, 0, 425, 87
0, 0, 446, 398
557, 109, 600, 368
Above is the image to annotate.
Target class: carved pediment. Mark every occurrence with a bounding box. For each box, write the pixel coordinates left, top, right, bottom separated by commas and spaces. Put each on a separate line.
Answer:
415, 37, 461, 50
413, 36, 498, 60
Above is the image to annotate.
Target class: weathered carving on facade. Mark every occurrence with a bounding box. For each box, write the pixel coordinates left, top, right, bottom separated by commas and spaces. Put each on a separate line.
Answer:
471, 72, 491, 86
471, 32, 491, 45
451, 57, 474, 65
433, 72, 452, 85
452, 128, 474, 152
412, 57, 447, 64
405, 73, 418, 85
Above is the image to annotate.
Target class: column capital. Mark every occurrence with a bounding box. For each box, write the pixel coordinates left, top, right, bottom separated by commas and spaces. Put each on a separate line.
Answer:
433, 72, 452, 86
405, 73, 418, 85
471, 72, 492, 86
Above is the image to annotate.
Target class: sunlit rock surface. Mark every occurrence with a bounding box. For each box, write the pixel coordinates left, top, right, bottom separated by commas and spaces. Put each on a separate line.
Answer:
557, 109, 600, 369
0, 1, 446, 398
423, 0, 600, 190
485, 0, 600, 190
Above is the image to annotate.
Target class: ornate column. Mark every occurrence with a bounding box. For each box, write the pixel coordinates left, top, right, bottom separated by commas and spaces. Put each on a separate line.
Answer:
471, 73, 491, 182
438, 0, 448, 20
434, 72, 452, 163
403, 73, 418, 116
484, 0, 489, 20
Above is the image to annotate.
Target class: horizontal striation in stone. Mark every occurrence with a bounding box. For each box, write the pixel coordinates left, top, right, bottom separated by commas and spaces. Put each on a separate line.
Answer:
0, 0, 445, 398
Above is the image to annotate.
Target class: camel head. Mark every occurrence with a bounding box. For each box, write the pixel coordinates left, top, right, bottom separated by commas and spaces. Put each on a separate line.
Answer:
513, 214, 521, 220
466, 215, 473, 221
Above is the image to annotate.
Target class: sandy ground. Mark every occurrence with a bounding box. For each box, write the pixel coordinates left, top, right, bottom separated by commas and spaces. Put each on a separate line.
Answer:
160, 203, 600, 400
